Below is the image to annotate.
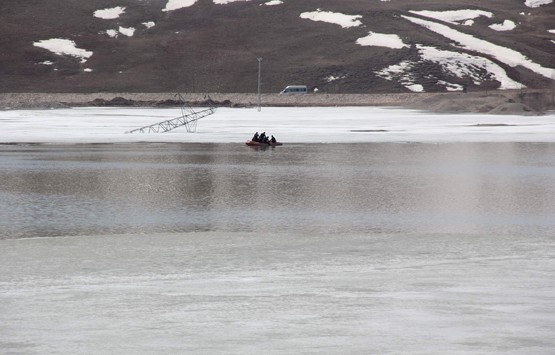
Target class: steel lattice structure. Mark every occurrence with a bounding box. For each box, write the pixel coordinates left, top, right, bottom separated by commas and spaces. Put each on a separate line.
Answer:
126, 94, 216, 134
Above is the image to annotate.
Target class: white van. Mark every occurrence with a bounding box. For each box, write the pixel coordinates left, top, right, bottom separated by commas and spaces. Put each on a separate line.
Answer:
280, 85, 307, 94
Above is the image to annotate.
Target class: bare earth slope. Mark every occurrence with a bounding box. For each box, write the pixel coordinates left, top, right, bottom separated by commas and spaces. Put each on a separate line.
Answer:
1, 0, 554, 95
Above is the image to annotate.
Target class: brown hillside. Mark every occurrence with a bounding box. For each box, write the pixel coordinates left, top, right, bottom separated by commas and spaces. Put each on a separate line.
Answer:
1, 0, 554, 93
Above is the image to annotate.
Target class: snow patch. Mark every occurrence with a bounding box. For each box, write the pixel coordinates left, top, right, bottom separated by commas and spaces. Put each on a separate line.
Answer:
213, 0, 252, 4
118, 26, 135, 37
94, 6, 125, 19
105, 29, 118, 38
437, 80, 464, 91
375, 61, 422, 92
402, 15, 555, 80
375, 45, 524, 91
300, 9, 362, 28
163, 0, 198, 11
356, 32, 408, 49
525, 0, 553, 8
143, 22, 156, 29
39, 61, 54, 65
325, 74, 346, 82
262, 0, 282, 5
33, 38, 93, 63
102, 25, 139, 38
376, 61, 414, 80
84, 68, 93, 72
405, 84, 424, 92
409, 9, 492, 25
417, 45, 523, 89
548, 29, 555, 34
489, 20, 517, 31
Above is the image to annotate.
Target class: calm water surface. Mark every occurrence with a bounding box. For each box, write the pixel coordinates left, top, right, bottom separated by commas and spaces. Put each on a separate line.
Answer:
1, 142, 555, 239
3, 142, 555, 354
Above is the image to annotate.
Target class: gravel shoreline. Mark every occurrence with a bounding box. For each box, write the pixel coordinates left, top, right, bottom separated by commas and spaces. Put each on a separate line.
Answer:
0, 92, 431, 108
1, 90, 553, 115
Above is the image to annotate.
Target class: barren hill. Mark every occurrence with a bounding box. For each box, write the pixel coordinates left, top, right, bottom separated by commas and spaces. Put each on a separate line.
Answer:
1, 0, 554, 94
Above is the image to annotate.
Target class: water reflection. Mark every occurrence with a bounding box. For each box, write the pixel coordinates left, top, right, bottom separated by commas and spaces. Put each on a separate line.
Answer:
1, 143, 555, 238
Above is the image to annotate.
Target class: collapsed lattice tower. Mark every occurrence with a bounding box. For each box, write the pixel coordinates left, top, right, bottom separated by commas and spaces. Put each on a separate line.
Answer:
126, 94, 216, 134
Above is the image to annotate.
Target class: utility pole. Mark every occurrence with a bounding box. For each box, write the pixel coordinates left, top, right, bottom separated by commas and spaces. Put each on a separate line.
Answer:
257, 57, 262, 112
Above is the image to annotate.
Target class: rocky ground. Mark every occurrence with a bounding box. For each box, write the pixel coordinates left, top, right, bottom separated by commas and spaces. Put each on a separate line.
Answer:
1, 89, 553, 115
407, 89, 554, 115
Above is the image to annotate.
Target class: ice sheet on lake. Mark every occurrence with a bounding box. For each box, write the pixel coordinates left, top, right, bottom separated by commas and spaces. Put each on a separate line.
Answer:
1, 106, 554, 144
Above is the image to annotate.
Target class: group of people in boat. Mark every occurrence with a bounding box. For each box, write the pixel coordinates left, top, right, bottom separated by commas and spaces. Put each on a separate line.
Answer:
251, 132, 277, 144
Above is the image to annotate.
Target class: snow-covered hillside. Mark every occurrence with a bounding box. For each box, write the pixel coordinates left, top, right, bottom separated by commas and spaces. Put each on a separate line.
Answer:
1, 0, 554, 93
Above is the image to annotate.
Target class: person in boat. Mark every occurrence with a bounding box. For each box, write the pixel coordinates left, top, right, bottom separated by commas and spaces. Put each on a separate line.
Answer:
270, 135, 276, 144
259, 132, 266, 142
252, 132, 259, 142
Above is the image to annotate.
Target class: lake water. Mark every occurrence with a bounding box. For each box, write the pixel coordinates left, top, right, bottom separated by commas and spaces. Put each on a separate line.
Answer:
2, 142, 555, 239
1, 142, 555, 353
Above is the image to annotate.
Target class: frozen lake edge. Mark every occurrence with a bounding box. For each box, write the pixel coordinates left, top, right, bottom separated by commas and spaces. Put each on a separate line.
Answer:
1, 106, 555, 144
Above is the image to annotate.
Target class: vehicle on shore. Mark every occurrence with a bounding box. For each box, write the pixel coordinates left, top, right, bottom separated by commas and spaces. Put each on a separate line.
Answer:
279, 85, 307, 94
